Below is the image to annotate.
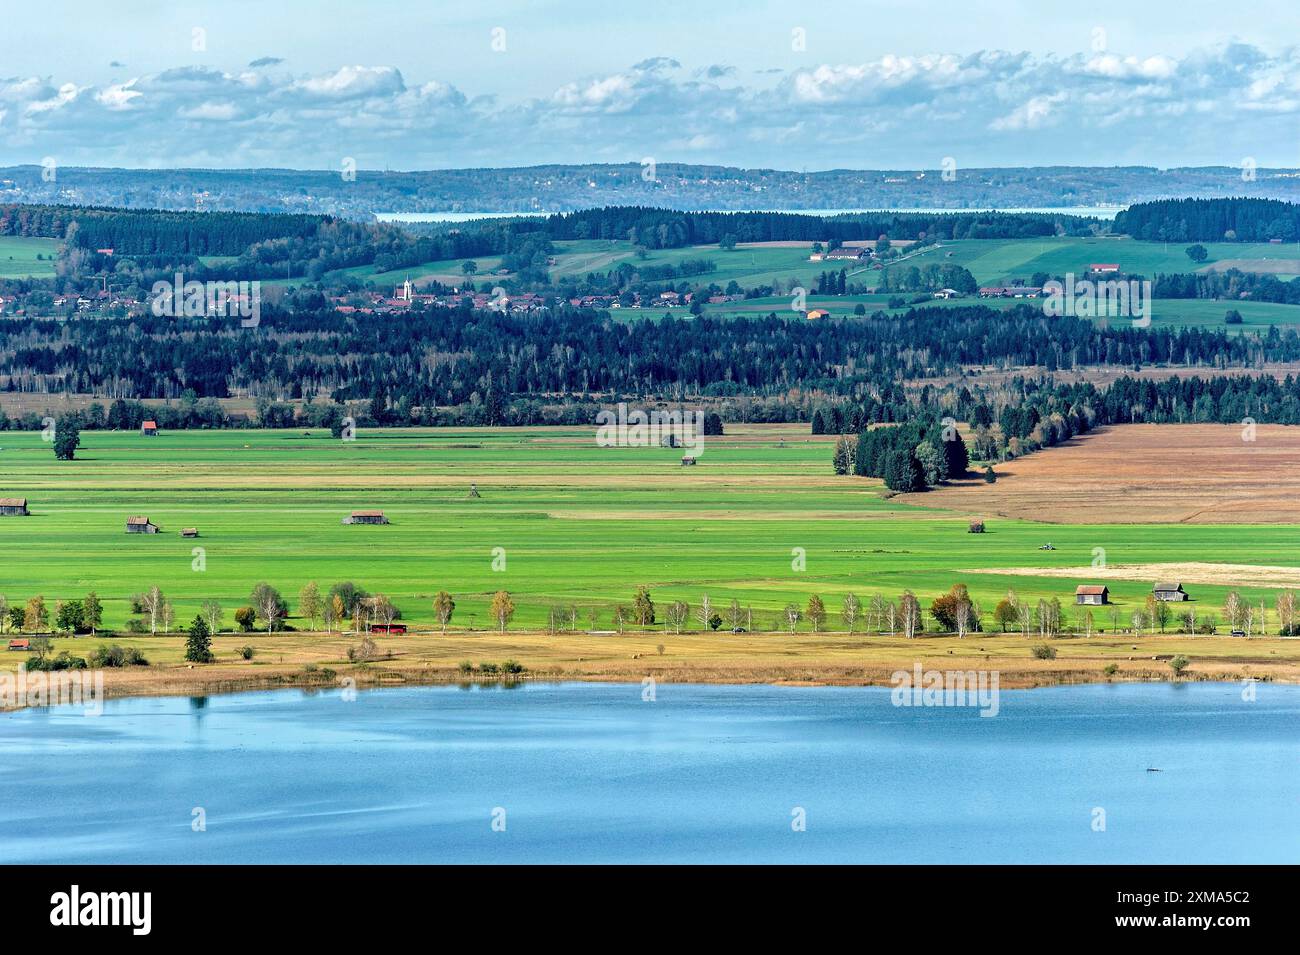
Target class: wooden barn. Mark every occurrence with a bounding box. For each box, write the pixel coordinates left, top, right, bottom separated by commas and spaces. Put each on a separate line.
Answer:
1075, 585, 1110, 606
1153, 582, 1189, 602
343, 510, 389, 525
141, 420, 159, 436
181, 527, 199, 538
0, 497, 29, 516
126, 516, 159, 534
8, 639, 30, 651
369, 623, 407, 635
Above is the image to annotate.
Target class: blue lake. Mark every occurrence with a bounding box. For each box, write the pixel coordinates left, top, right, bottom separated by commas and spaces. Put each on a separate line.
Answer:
0, 681, 1295, 864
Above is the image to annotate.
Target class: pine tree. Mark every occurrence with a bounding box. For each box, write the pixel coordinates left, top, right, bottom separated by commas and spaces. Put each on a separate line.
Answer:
185, 615, 214, 663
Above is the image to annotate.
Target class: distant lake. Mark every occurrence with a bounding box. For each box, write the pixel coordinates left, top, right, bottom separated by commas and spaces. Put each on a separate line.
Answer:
375, 207, 1121, 224
1, 681, 1290, 864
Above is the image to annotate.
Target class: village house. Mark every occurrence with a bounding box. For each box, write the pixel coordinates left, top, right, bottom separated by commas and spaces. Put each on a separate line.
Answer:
1075, 585, 1110, 606
805, 309, 830, 320
979, 286, 1044, 299
141, 420, 159, 436
1089, 263, 1121, 274
126, 516, 159, 534
0, 497, 29, 516
1153, 582, 1189, 602
932, 288, 962, 299
181, 527, 199, 538
343, 510, 389, 525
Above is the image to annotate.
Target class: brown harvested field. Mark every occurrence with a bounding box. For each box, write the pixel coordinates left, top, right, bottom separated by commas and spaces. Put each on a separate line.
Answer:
967, 561, 1300, 589
899, 423, 1300, 523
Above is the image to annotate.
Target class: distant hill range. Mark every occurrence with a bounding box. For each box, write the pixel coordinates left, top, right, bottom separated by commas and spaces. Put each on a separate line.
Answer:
1, 163, 1297, 220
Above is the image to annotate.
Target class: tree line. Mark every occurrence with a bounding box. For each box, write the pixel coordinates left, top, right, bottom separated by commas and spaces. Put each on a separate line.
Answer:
1114, 198, 1300, 242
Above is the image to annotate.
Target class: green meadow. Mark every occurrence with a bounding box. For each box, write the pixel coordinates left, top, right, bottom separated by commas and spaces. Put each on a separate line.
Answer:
1, 426, 1297, 634
0, 236, 60, 278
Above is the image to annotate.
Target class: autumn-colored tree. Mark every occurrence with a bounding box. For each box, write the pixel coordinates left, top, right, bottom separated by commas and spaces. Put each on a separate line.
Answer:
930, 584, 973, 632
490, 591, 516, 633
806, 595, 827, 632
298, 582, 322, 631
24, 595, 49, 633
433, 591, 456, 634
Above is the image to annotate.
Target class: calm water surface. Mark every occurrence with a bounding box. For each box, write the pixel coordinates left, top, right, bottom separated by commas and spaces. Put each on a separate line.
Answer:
0, 681, 1294, 863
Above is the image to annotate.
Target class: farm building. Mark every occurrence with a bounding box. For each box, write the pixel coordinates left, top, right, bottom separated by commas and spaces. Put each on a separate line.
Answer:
805, 309, 830, 320
126, 516, 159, 534
1153, 582, 1189, 602
343, 510, 389, 525
0, 497, 29, 516
681, 456, 697, 466
8, 639, 30, 651
369, 623, 408, 635
1089, 263, 1121, 274
1075, 585, 1110, 605
141, 420, 159, 436
181, 527, 199, 538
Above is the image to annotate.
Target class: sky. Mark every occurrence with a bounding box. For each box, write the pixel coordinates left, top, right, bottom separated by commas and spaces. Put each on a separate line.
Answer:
2, 0, 1299, 171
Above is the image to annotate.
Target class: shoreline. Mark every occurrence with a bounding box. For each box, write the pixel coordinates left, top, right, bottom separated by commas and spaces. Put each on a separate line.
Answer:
3, 629, 1296, 712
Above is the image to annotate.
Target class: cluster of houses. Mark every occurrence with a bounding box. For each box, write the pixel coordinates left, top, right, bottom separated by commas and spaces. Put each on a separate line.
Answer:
978, 265, 1124, 299
808, 246, 877, 263
328, 286, 719, 317
979, 285, 1044, 299
1074, 583, 1190, 605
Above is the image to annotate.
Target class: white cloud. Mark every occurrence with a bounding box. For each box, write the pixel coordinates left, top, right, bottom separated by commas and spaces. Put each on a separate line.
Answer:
0, 43, 1298, 169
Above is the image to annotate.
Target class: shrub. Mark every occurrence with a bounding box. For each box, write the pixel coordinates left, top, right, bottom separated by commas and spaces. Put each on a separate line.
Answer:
479, 662, 499, 675
238, 645, 255, 660
1030, 644, 1057, 660
88, 644, 149, 668
1169, 655, 1190, 676
502, 659, 525, 674
457, 660, 474, 674
1103, 663, 1119, 676
983, 466, 996, 484
347, 635, 380, 663
25, 651, 87, 672
234, 606, 256, 632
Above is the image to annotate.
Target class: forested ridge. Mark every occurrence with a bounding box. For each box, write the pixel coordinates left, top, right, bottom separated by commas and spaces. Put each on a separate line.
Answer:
1114, 197, 1300, 242
0, 203, 327, 255
2, 303, 1295, 406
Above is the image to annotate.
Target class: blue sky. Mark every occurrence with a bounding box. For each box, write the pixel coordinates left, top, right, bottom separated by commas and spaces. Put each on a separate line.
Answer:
2, 0, 1298, 170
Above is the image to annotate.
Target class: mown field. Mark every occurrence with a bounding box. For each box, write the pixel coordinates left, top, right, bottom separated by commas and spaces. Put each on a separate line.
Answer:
0, 236, 60, 278
2, 425, 1299, 643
